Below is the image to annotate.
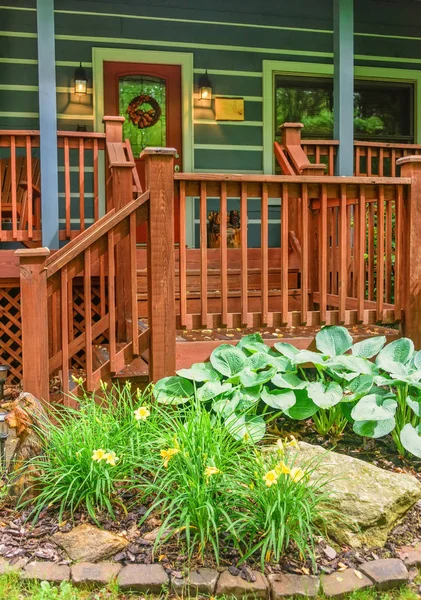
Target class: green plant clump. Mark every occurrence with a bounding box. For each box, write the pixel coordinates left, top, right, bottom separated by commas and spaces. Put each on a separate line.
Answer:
154, 326, 421, 458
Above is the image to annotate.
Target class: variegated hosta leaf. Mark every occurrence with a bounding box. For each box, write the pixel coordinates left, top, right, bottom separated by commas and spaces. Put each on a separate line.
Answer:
261, 386, 296, 410
239, 366, 276, 387
351, 393, 397, 422
236, 333, 265, 353
247, 352, 274, 371
271, 372, 306, 390
400, 423, 421, 458
176, 362, 221, 382
196, 381, 233, 402
326, 355, 375, 376
154, 376, 194, 405
315, 326, 353, 357
210, 345, 247, 377
353, 418, 396, 439
306, 381, 342, 409
225, 413, 266, 442
413, 350, 421, 371
274, 342, 300, 359
283, 390, 319, 420
212, 394, 240, 418
351, 336, 386, 359
406, 395, 421, 417
376, 338, 414, 369
292, 350, 326, 366
342, 375, 374, 402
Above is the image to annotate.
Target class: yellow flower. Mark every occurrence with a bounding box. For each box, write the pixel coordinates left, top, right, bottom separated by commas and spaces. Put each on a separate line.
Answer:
134, 406, 150, 421
92, 449, 106, 462
286, 435, 299, 449
263, 469, 279, 487
275, 461, 291, 476
104, 451, 118, 466
71, 374, 84, 386
276, 438, 284, 452
100, 380, 108, 392
289, 467, 306, 483
160, 448, 180, 468
204, 466, 221, 479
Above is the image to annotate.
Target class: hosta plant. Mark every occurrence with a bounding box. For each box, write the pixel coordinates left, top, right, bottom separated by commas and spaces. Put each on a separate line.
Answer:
154, 326, 421, 458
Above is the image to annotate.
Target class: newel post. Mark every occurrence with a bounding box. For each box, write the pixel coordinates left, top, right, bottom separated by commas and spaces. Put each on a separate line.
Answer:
103, 116, 136, 342
396, 156, 421, 347
15, 247, 50, 401
279, 122, 304, 147
140, 147, 177, 381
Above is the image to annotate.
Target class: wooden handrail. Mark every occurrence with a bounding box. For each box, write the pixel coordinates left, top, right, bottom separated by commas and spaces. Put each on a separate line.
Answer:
45, 191, 149, 278
175, 172, 410, 185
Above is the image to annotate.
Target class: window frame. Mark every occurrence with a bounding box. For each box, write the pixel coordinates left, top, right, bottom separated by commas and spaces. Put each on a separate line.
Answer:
263, 60, 421, 174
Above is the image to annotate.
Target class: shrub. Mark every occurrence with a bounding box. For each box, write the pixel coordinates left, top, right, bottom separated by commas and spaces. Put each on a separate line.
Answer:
21, 382, 153, 522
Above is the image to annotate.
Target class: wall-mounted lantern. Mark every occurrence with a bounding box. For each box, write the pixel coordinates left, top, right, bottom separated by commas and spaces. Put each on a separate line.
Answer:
198, 70, 213, 102
74, 62, 88, 95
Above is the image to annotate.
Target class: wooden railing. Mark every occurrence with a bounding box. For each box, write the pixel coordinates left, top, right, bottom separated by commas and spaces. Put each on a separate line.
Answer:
301, 140, 421, 177
173, 172, 413, 334
15, 121, 176, 404
0, 130, 106, 243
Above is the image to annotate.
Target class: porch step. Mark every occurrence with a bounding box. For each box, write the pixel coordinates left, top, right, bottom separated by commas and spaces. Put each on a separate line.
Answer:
92, 344, 149, 386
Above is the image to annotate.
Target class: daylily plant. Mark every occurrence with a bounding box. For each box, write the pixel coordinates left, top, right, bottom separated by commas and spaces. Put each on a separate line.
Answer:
154, 326, 421, 458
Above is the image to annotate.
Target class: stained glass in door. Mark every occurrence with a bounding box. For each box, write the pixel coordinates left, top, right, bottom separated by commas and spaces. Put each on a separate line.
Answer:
119, 75, 167, 156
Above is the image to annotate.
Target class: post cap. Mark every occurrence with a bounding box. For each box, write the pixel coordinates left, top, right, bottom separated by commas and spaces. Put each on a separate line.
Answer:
139, 147, 178, 159
279, 122, 304, 130
103, 116, 126, 123
396, 155, 421, 166
14, 247, 50, 258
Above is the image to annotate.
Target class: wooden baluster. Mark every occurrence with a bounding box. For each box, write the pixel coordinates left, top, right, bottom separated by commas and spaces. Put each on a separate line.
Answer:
281, 183, 289, 325
347, 205, 353, 297
328, 145, 335, 176
338, 184, 347, 323
179, 181, 187, 328
99, 254, 106, 318
61, 266, 70, 400
315, 145, 321, 165
391, 149, 397, 177
385, 198, 393, 303
67, 278, 74, 342
367, 147, 373, 177
301, 183, 309, 325
394, 184, 403, 323
355, 146, 361, 176
79, 137, 85, 232
129, 211, 139, 355
220, 181, 228, 326
261, 182, 269, 326
356, 185, 366, 323
200, 181, 208, 327
0, 159, 2, 234
319, 184, 328, 324
368, 203, 375, 300
376, 185, 385, 323
15, 248, 50, 402
379, 148, 384, 177
84, 248, 93, 390
240, 182, 248, 325
64, 137, 71, 239
93, 138, 99, 222
11, 135, 17, 239
107, 230, 116, 372
331, 207, 338, 295
50, 288, 59, 357
26, 135, 33, 237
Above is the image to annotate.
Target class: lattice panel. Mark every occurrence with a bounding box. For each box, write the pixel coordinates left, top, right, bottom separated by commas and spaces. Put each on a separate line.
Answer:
0, 286, 22, 383
71, 284, 108, 369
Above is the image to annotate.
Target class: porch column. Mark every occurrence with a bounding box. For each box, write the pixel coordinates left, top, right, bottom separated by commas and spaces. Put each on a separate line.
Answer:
333, 0, 354, 176
36, 0, 59, 248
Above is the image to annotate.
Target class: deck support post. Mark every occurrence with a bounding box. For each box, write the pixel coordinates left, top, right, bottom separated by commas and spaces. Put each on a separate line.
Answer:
333, 0, 354, 176
36, 0, 59, 248
141, 147, 177, 382
103, 116, 136, 344
15, 248, 50, 401
396, 156, 421, 348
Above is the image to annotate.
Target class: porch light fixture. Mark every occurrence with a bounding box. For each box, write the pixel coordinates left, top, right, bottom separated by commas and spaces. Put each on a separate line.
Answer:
0, 411, 8, 472
74, 62, 88, 95
0, 364, 10, 401
198, 70, 213, 101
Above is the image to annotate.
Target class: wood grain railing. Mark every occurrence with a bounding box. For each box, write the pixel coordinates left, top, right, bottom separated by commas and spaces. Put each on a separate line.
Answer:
174, 172, 411, 331
15, 123, 177, 403
0, 130, 106, 243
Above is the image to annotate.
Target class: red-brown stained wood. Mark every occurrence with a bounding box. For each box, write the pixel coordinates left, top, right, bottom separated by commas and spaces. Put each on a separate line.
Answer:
394, 185, 403, 322
141, 147, 177, 381
200, 181, 208, 327
79, 137, 85, 232
84, 248, 93, 390
107, 230, 117, 372
356, 185, 366, 322
385, 198, 393, 303
220, 181, 228, 325
376, 186, 385, 322
93, 138, 99, 222
368, 203, 375, 300
10, 135, 17, 238
64, 137, 71, 239
15, 248, 50, 401
179, 180, 187, 328
261, 182, 269, 325
300, 183, 309, 324
319, 184, 328, 323
25, 135, 33, 237
338, 184, 347, 323
240, 182, 248, 325
281, 183, 289, 324
129, 211, 139, 355
60, 266, 70, 400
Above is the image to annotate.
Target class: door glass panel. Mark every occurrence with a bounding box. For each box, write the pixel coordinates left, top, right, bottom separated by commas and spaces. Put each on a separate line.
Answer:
119, 75, 166, 156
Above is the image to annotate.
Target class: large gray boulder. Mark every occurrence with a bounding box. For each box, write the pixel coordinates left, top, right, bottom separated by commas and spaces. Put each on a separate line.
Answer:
284, 442, 421, 548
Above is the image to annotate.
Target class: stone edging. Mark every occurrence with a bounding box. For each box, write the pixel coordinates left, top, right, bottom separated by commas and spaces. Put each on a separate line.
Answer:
0, 557, 415, 598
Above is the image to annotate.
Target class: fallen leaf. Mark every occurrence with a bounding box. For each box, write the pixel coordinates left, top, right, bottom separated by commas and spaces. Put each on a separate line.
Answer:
354, 570, 363, 580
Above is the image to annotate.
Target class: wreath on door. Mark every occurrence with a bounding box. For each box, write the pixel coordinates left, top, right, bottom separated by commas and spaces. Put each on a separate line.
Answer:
127, 95, 161, 129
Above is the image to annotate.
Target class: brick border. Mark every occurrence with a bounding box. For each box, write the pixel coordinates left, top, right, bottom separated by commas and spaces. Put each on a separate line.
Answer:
0, 557, 411, 598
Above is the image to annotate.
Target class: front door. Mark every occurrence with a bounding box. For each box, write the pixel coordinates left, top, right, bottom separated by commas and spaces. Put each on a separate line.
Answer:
103, 61, 182, 242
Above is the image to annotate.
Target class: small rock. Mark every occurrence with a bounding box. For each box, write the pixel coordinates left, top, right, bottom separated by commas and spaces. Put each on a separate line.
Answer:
52, 524, 128, 562
171, 568, 219, 595
0, 558, 22, 575
321, 568, 373, 599
23, 561, 70, 583
359, 559, 408, 591
118, 563, 169, 593
71, 562, 121, 587
323, 545, 337, 561
216, 569, 268, 599
228, 565, 241, 576
113, 551, 127, 562
397, 543, 421, 567
269, 573, 320, 598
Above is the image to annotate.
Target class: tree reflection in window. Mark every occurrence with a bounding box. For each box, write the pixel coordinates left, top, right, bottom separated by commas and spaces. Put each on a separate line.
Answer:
119, 75, 166, 156
275, 76, 413, 143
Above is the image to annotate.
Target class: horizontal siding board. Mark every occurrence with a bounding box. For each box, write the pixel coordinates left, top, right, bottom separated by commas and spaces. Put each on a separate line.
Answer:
0, 90, 39, 112
194, 149, 263, 171
0, 63, 39, 86
0, 36, 38, 58
194, 123, 262, 146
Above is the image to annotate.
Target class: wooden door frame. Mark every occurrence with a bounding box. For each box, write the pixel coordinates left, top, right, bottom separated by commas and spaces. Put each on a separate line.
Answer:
92, 47, 194, 245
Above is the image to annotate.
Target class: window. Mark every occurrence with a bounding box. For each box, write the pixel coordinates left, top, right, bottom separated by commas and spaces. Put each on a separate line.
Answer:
274, 75, 414, 143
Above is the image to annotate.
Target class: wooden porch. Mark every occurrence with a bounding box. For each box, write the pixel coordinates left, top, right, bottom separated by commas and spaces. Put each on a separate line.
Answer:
1, 118, 421, 404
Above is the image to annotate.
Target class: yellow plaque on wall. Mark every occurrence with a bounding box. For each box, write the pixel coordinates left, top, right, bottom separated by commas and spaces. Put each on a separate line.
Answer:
215, 97, 244, 121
